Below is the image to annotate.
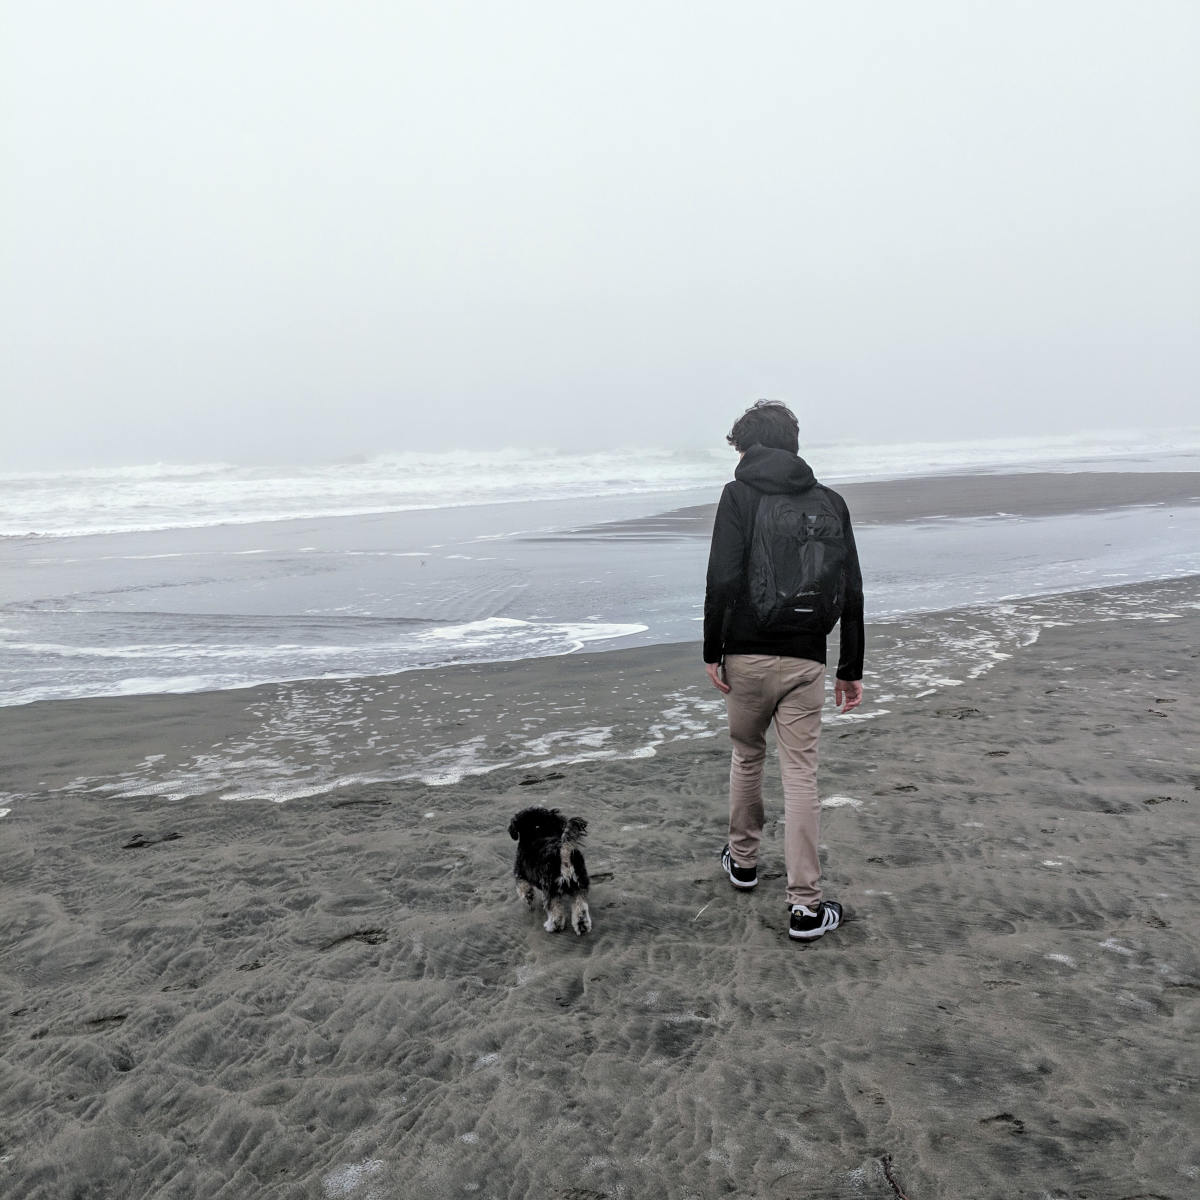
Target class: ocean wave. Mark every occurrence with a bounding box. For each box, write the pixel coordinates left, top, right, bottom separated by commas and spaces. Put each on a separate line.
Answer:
5, 430, 1199, 539
0, 616, 652, 708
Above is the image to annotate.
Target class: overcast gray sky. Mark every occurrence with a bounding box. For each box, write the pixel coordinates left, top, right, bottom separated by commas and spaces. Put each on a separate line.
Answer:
3, 1, 1197, 469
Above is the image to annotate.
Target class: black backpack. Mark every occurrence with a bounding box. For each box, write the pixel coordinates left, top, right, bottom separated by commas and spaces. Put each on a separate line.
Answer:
746, 487, 847, 635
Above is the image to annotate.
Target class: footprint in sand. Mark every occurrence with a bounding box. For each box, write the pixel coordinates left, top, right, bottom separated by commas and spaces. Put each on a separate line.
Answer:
518, 771, 566, 786
122, 831, 182, 849
83, 1013, 128, 1031
979, 1112, 1026, 1136
320, 928, 389, 951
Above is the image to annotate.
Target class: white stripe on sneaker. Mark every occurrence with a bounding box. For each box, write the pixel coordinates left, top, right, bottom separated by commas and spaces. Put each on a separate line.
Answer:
789, 901, 842, 940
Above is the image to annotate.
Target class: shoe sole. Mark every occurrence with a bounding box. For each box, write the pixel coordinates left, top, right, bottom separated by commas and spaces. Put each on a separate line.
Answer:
788, 923, 836, 940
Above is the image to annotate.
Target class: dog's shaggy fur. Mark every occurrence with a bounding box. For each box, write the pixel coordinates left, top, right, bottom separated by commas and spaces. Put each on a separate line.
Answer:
507, 806, 592, 935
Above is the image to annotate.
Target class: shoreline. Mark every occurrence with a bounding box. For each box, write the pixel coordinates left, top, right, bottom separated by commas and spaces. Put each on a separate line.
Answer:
534, 469, 1200, 539
7, 465, 1200, 544
3, 469, 1198, 712
2, 573, 1197, 810
5, 468, 1199, 550
1, 574, 1197, 1196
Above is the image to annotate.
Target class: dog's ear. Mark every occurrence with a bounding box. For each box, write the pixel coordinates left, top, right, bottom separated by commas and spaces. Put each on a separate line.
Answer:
509, 808, 536, 839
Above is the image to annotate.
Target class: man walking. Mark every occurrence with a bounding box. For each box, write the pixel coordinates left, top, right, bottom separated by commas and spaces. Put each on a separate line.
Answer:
703, 400, 864, 941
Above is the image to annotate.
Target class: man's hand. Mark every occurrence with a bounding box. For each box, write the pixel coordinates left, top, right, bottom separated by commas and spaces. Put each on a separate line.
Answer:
705, 662, 731, 694
835, 679, 863, 714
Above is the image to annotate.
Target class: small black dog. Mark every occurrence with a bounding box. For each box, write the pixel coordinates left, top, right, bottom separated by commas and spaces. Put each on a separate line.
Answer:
507, 806, 592, 935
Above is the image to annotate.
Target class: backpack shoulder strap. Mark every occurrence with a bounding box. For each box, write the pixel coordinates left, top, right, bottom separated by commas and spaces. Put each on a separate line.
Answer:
727, 479, 764, 570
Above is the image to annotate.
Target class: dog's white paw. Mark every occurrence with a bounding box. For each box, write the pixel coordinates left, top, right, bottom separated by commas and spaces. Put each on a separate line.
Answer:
543, 914, 562, 933
571, 899, 592, 935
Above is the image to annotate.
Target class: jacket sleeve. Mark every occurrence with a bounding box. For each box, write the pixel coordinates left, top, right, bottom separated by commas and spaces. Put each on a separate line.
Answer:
703, 483, 748, 664
835, 500, 865, 681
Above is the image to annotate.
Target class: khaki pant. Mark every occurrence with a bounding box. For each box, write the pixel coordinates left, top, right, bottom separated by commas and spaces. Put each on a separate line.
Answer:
723, 654, 826, 907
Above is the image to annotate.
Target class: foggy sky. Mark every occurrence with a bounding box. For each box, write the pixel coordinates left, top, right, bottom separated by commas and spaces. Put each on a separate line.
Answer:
3, 1, 1198, 469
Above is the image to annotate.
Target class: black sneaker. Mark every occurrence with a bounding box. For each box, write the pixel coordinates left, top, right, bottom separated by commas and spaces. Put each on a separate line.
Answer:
721, 844, 757, 890
789, 900, 843, 940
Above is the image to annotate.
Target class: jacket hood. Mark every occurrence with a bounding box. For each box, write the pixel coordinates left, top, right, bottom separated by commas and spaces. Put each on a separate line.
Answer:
734, 444, 817, 494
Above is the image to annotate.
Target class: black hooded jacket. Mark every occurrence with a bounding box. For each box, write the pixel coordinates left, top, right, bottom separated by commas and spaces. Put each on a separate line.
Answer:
703, 445, 864, 680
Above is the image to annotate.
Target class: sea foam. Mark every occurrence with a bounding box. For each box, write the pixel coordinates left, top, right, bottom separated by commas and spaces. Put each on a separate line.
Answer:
6, 428, 1198, 539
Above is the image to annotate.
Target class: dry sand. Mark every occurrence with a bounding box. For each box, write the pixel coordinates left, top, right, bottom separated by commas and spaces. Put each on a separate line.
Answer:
2, 577, 1198, 1198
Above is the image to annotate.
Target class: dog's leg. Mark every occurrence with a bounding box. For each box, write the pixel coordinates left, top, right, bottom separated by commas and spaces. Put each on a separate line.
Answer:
515, 878, 536, 909
571, 893, 592, 935
543, 896, 567, 933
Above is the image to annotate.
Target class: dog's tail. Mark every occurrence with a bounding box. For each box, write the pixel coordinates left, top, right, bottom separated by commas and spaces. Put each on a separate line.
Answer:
558, 817, 588, 885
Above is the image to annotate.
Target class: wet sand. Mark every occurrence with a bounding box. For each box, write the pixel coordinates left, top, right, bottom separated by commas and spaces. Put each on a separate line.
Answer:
1, 580, 1198, 1197
539, 470, 1200, 539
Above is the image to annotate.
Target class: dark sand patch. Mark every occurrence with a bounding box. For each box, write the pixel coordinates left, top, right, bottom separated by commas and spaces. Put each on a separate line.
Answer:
1, 597, 1198, 1196
534, 471, 1200, 539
